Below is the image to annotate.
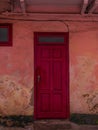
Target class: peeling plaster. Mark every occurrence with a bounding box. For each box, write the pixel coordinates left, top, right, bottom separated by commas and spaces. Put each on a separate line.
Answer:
70, 55, 98, 113
83, 92, 98, 113
0, 75, 33, 116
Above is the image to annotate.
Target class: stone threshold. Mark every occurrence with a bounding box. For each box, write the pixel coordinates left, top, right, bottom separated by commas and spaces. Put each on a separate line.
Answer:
34, 119, 72, 130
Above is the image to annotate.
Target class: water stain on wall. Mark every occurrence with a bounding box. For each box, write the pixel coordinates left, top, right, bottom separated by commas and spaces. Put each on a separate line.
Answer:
83, 92, 98, 113
0, 75, 33, 116
70, 56, 98, 114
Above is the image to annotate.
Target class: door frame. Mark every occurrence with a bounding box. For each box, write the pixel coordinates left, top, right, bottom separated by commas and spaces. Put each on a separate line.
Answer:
34, 32, 69, 119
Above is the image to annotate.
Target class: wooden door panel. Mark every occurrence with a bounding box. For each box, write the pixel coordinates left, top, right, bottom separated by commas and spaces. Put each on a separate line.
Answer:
53, 48, 62, 58
52, 94, 62, 112
52, 61, 62, 90
40, 61, 51, 90
41, 48, 51, 58
40, 93, 51, 112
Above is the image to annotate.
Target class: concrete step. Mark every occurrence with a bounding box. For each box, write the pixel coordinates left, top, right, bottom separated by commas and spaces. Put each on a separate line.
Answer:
34, 120, 73, 130
0, 120, 98, 130
79, 125, 98, 130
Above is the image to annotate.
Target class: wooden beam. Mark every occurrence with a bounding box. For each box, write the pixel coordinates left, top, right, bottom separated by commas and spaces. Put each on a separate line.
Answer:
10, 0, 14, 12
1, 13, 98, 22
81, 0, 89, 14
88, 0, 98, 14
20, 0, 26, 14
13, 0, 21, 13
26, 5, 80, 13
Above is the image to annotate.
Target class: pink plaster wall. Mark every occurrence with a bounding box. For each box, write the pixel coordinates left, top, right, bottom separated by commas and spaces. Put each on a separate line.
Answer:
0, 22, 34, 115
70, 22, 98, 114
0, 21, 98, 115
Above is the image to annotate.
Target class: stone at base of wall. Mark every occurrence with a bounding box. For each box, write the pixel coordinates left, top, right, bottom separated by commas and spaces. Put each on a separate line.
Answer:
0, 114, 98, 128
0, 116, 34, 127
70, 113, 98, 125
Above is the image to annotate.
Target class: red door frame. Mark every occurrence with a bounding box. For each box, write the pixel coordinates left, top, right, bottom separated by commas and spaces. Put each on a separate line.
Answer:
34, 32, 69, 119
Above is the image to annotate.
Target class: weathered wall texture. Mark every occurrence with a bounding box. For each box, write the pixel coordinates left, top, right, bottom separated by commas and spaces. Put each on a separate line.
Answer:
70, 22, 98, 114
0, 20, 98, 115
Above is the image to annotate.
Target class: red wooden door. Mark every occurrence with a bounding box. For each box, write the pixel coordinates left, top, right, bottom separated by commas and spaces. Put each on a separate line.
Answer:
34, 32, 69, 119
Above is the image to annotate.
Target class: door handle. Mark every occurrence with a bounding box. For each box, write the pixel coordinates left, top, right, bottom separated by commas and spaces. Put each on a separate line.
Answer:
37, 75, 41, 83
